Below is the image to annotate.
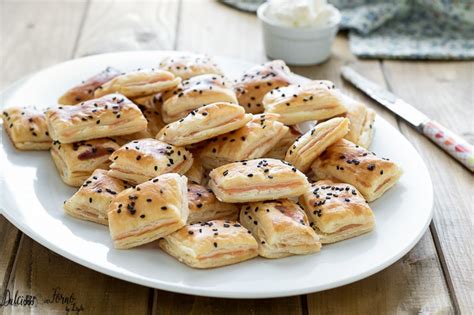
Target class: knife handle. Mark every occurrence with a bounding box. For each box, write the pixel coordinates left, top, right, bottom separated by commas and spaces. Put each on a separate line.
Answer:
421, 120, 474, 172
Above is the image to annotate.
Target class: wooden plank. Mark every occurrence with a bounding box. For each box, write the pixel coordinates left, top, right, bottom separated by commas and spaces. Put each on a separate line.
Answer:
2, 235, 150, 314
0, 0, 89, 299
0, 219, 21, 293
176, 0, 265, 63
153, 290, 303, 315
382, 60, 474, 313
301, 35, 454, 314
307, 233, 453, 314
0, 0, 87, 89
74, 0, 180, 57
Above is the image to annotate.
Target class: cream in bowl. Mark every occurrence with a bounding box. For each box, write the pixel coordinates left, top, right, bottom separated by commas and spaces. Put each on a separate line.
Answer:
257, 0, 341, 65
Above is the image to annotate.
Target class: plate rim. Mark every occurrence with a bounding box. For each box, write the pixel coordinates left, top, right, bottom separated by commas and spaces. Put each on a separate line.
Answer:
0, 50, 434, 298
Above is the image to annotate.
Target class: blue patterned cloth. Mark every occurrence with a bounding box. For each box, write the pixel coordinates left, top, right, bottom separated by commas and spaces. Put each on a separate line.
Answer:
331, 0, 474, 59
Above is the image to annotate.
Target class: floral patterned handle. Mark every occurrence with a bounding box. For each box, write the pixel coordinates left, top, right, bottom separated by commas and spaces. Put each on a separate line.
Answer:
422, 120, 474, 172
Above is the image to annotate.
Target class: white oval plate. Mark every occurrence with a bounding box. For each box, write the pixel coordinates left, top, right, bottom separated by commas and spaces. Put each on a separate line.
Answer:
0, 51, 433, 298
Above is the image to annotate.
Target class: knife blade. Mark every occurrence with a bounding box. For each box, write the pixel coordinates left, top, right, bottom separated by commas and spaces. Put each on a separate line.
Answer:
341, 66, 474, 172
341, 66, 429, 129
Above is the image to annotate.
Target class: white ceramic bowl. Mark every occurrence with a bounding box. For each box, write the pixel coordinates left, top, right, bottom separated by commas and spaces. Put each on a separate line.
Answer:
257, 3, 341, 65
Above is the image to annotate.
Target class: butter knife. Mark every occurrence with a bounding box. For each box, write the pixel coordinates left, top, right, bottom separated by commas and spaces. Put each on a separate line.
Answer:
341, 66, 474, 172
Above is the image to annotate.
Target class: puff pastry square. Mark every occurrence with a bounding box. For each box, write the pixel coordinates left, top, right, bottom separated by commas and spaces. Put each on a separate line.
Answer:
187, 183, 239, 224
64, 169, 126, 225
159, 54, 223, 80
299, 180, 375, 243
263, 81, 347, 125
266, 126, 303, 160
113, 103, 165, 144
138, 104, 165, 137
209, 158, 310, 203
108, 138, 193, 184
240, 199, 321, 258
285, 117, 350, 172
2, 106, 51, 150
156, 102, 252, 146
51, 138, 120, 187
58, 67, 121, 105
108, 173, 189, 249
342, 97, 376, 148
311, 139, 402, 202
46, 94, 147, 144
199, 113, 289, 169
94, 69, 181, 99
159, 220, 258, 268
161, 74, 238, 123
234, 60, 293, 114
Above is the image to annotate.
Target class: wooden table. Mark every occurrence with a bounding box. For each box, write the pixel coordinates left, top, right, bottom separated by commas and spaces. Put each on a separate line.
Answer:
0, 1, 472, 313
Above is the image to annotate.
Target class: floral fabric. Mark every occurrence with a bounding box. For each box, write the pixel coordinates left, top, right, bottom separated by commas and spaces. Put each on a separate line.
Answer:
331, 0, 474, 59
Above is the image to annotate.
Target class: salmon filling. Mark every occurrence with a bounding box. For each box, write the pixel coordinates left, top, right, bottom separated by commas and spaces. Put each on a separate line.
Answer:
74, 207, 105, 220
183, 116, 244, 138
199, 248, 256, 260
374, 177, 392, 193
221, 181, 302, 194
115, 220, 178, 241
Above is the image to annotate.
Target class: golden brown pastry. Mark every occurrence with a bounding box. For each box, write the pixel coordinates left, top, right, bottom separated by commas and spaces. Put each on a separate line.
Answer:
131, 93, 161, 110
209, 158, 310, 203
161, 74, 238, 123
156, 102, 252, 146
112, 103, 164, 144
263, 81, 347, 125
239, 199, 321, 258
184, 157, 205, 185
341, 97, 376, 148
299, 180, 375, 243
159, 54, 223, 80
108, 138, 193, 184
187, 183, 239, 224
159, 220, 258, 268
64, 169, 126, 225
58, 67, 121, 105
311, 139, 402, 202
108, 173, 189, 249
51, 138, 120, 187
266, 126, 303, 160
94, 69, 181, 99
285, 117, 350, 172
199, 113, 289, 169
2, 106, 51, 150
46, 94, 147, 144
234, 60, 293, 114
138, 104, 165, 137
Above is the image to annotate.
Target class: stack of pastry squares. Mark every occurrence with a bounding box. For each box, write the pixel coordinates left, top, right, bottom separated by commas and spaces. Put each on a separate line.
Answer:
2, 54, 405, 270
